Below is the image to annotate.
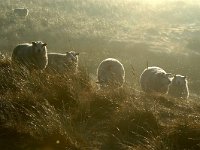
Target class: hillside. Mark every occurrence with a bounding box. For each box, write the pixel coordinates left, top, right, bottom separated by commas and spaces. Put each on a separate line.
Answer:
0, 0, 200, 149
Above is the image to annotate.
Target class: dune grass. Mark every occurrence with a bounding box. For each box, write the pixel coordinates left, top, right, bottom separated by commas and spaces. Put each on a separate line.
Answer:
0, 0, 200, 149
0, 58, 199, 149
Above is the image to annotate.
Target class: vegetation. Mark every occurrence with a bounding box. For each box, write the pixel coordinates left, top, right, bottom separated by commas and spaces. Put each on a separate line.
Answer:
0, 0, 200, 149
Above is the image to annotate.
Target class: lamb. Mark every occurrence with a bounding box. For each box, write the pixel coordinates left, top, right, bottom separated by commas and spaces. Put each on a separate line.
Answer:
97, 58, 125, 89
13, 8, 29, 17
12, 41, 48, 72
47, 51, 79, 73
140, 66, 171, 94
168, 75, 189, 99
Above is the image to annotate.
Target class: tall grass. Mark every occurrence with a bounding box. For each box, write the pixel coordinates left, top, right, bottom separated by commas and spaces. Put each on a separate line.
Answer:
0, 58, 199, 149
0, 0, 200, 149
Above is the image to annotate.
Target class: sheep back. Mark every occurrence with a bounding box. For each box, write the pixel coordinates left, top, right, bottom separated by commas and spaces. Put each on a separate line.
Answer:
97, 58, 125, 88
140, 66, 171, 94
13, 8, 29, 17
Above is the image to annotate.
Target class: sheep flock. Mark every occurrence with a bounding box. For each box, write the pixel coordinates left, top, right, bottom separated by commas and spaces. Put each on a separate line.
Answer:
7, 7, 191, 99
0, 40, 189, 99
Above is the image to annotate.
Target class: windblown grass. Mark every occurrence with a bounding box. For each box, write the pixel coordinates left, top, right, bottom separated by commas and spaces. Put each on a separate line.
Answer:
0, 58, 199, 149
0, 0, 200, 149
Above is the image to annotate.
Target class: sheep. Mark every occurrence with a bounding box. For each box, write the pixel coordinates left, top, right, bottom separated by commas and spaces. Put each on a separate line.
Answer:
97, 58, 125, 89
13, 8, 29, 17
47, 51, 79, 73
140, 66, 171, 94
12, 41, 48, 72
168, 74, 189, 99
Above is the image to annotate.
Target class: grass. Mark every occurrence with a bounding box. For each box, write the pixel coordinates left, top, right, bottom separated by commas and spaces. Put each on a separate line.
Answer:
0, 58, 199, 149
0, 0, 200, 149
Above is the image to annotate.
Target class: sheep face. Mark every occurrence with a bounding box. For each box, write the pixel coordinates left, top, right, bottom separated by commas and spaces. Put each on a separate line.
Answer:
171, 75, 187, 87
31, 41, 48, 70
66, 51, 79, 63
32, 41, 47, 56
168, 74, 189, 99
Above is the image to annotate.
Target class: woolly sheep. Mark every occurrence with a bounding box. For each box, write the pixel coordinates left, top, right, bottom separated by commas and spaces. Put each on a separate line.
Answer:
13, 8, 29, 17
12, 41, 48, 72
168, 75, 189, 99
47, 51, 79, 73
140, 66, 171, 94
97, 58, 125, 89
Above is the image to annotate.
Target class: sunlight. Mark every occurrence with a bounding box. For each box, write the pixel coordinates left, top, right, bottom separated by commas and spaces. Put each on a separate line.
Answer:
117, 0, 200, 5
1, 0, 200, 149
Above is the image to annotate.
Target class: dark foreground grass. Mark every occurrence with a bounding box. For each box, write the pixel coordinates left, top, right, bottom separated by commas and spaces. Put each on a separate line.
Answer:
0, 58, 200, 150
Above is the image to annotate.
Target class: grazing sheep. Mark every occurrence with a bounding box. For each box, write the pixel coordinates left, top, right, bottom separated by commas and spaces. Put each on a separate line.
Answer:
13, 8, 29, 17
47, 51, 79, 73
12, 41, 48, 72
140, 66, 171, 94
97, 58, 125, 89
168, 75, 189, 99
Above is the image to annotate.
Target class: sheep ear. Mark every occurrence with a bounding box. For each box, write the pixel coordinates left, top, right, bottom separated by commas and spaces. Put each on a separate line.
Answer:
32, 41, 36, 46
42, 43, 47, 47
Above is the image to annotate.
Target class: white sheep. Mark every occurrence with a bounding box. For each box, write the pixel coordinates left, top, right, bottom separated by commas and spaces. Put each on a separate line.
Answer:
47, 51, 79, 73
168, 75, 189, 99
12, 41, 48, 72
97, 58, 125, 89
13, 8, 29, 17
140, 66, 171, 94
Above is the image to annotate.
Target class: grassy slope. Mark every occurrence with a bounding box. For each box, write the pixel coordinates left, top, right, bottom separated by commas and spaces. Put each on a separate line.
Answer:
0, 61, 200, 150
0, 0, 200, 149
